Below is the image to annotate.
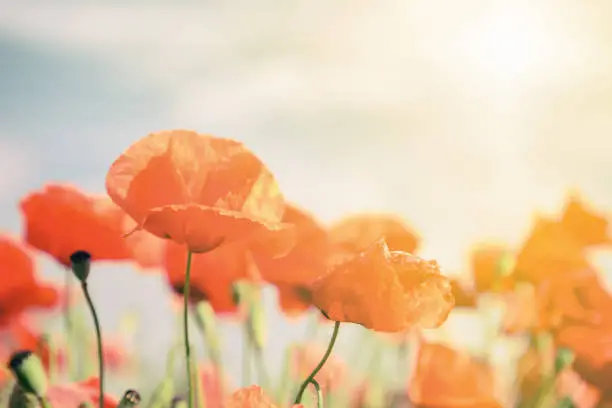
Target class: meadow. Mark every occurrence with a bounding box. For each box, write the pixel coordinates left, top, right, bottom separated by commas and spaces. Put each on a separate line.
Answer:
0, 129, 609, 408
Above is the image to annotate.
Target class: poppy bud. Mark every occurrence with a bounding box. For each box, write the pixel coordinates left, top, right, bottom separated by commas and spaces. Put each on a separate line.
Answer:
8, 350, 48, 398
171, 397, 187, 408
118, 389, 141, 407
248, 301, 267, 350
70, 250, 92, 282
194, 302, 221, 363
554, 347, 575, 373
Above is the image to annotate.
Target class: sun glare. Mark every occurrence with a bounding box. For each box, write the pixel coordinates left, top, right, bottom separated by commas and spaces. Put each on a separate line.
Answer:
451, 3, 563, 86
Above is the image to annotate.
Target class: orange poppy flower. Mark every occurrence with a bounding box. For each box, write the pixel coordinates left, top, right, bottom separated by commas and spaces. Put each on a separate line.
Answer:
291, 343, 347, 391
311, 239, 454, 332
561, 193, 611, 248
255, 204, 329, 285
328, 214, 420, 258
0, 236, 58, 326
20, 184, 131, 266
470, 243, 514, 292
164, 240, 253, 314
514, 216, 590, 284
274, 284, 312, 317
43, 377, 117, 408
106, 129, 294, 254
225, 385, 303, 408
450, 279, 477, 308
408, 342, 502, 408
554, 324, 612, 394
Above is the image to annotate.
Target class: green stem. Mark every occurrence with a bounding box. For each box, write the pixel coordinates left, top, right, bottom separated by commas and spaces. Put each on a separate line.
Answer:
81, 283, 104, 408
293, 321, 341, 404
63, 268, 75, 379
308, 379, 323, 408
182, 251, 194, 408
242, 328, 251, 386
254, 346, 269, 391
37, 396, 53, 408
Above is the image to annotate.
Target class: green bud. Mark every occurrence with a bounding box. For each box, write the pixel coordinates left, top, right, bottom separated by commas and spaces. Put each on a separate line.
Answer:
117, 389, 141, 407
70, 251, 92, 282
8, 351, 48, 398
555, 347, 575, 373
248, 301, 267, 350
171, 397, 187, 408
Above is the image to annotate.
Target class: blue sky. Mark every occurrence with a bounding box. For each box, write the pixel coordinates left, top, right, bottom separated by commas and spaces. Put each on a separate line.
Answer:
3, 0, 612, 397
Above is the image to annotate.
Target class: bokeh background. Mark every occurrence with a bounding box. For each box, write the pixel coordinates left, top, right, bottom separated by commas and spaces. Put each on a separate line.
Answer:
2, 0, 612, 400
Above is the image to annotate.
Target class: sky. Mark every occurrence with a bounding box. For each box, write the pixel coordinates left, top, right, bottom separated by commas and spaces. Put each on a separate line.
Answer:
2, 0, 612, 396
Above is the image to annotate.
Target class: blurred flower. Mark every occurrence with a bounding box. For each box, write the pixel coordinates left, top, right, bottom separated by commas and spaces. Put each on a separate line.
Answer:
328, 214, 420, 262
312, 239, 454, 332
20, 184, 131, 266
291, 342, 347, 391
555, 324, 612, 398
254, 204, 329, 316
450, 279, 478, 308
225, 385, 303, 408
197, 364, 227, 408
105, 129, 294, 255
408, 342, 501, 408
556, 369, 601, 408
164, 241, 257, 314
274, 284, 312, 317
514, 216, 590, 284
45, 377, 117, 408
560, 192, 612, 249
470, 243, 514, 293
0, 236, 58, 326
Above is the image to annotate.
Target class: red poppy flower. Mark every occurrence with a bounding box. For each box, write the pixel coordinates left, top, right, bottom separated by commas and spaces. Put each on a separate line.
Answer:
45, 377, 117, 408
0, 236, 58, 326
561, 193, 611, 248
408, 342, 502, 408
311, 239, 454, 332
225, 385, 303, 408
328, 214, 420, 258
20, 184, 131, 266
106, 130, 294, 254
275, 284, 312, 317
164, 241, 254, 314
514, 217, 590, 284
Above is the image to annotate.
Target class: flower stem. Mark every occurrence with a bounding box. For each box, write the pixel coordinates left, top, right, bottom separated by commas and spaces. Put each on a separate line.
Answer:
182, 251, 194, 408
81, 282, 104, 408
293, 321, 340, 404
63, 268, 75, 379
308, 379, 323, 408
242, 329, 251, 386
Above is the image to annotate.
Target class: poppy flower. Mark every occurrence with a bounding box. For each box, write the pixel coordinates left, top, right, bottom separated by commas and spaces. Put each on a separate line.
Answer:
555, 369, 601, 408
311, 239, 454, 332
561, 193, 611, 248
225, 385, 304, 408
554, 324, 612, 395
291, 343, 347, 391
0, 236, 58, 326
198, 364, 228, 408
274, 284, 312, 317
20, 184, 131, 267
8, 377, 117, 408
450, 279, 477, 308
470, 243, 514, 292
164, 240, 253, 314
514, 216, 590, 284
408, 342, 502, 408
328, 214, 420, 259
253, 204, 329, 315
105, 129, 294, 254
255, 204, 329, 286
